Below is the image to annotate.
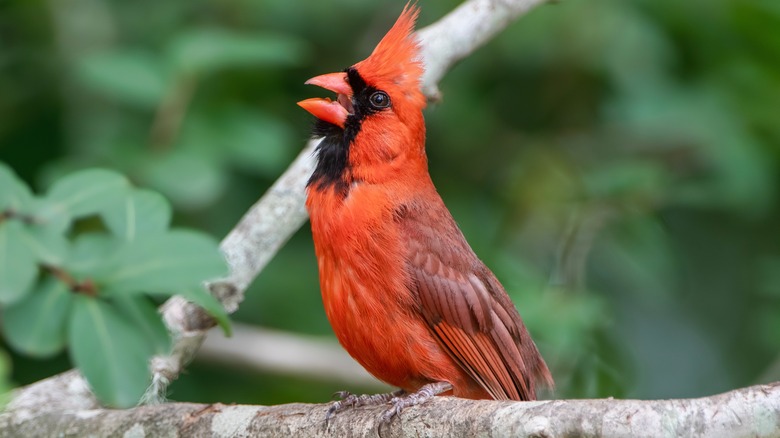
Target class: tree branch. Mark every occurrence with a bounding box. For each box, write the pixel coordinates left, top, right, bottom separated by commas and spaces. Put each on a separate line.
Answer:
197, 323, 387, 389
2, 383, 778, 437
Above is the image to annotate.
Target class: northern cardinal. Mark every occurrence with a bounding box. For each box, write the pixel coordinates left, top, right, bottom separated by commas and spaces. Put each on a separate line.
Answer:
298, 5, 553, 419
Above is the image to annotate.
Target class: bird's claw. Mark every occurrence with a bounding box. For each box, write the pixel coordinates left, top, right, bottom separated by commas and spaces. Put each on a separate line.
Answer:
332, 390, 352, 400
326, 392, 359, 422
381, 397, 404, 422
326, 383, 450, 424
379, 381, 453, 423
325, 389, 404, 422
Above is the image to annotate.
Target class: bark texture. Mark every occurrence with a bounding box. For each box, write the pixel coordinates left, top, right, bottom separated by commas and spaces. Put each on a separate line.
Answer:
2, 383, 778, 438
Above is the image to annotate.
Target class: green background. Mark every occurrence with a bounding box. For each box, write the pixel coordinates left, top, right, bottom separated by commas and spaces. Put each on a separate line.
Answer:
2, 0, 779, 404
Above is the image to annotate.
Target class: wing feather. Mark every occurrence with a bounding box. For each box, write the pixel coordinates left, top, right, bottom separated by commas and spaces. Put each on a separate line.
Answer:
398, 202, 552, 400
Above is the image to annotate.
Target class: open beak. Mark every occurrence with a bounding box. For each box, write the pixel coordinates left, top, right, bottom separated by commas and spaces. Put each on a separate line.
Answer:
297, 72, 353, 128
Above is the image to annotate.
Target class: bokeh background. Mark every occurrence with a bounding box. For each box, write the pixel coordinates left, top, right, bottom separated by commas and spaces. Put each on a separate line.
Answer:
2, 0, 779, 404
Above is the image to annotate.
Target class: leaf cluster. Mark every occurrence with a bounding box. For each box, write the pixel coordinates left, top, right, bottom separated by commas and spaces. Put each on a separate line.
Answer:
0, 165, 228, 407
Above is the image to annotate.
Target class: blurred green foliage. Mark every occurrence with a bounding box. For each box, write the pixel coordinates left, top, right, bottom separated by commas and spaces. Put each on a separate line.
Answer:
1, 0, 779, 405
0, 166, 228, 406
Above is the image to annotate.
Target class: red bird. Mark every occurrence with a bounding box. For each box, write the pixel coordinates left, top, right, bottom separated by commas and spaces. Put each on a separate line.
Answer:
298, 5, 552, 419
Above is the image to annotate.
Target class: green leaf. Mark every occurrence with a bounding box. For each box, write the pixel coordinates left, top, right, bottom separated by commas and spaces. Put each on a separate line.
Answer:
222, 111, 293, 176
21, 224, 70, 265
3, 277, 72, 357
110, 294, 171, 356
26, 198, 69, 234
103, 189, 172, 241
178, 108, 293, 177
65, 233, 120, 279
0, 162, 33, 211
38, 169, 130, 231
0, 221, 37, 304
103, 230, 226, 296
168, 29, 308, 75
583, 161, 667, 204
137, 150, 226, 210
77, 50, 169, 108
68, 296, 151, 407
179, 287, 231, 336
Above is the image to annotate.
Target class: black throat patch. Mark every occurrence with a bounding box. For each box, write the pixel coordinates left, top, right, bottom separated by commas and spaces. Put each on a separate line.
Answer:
307, 67, 384, 195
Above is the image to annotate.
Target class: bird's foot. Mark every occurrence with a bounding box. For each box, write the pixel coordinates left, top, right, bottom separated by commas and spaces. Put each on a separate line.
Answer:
326, 389, 405, 422
381, 381, 452, 422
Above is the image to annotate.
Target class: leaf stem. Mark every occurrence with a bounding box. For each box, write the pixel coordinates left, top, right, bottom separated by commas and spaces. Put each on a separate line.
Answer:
0, 208, 38, 225
148, 74, 198, 151
42, 264, 99, 297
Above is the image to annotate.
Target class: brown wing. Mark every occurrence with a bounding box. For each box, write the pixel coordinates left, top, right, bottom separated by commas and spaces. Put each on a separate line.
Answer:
398, 201, 552, 401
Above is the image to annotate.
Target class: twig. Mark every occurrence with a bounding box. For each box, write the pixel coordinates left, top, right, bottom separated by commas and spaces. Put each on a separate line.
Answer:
196, 323, 387, 388
548, 203, 615, 291
149, 75, 198, 149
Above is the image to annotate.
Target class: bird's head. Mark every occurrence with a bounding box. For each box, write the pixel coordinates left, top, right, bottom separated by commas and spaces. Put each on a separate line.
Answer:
299, 5, 427, 192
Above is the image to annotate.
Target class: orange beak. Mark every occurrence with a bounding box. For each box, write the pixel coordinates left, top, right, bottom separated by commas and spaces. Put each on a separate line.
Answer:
298, 72, 353, 128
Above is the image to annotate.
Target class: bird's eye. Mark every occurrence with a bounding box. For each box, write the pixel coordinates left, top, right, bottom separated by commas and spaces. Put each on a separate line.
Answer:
369, 91, 391, 109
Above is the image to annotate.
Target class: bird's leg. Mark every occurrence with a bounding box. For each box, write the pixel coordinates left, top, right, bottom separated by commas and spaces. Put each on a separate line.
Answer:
326, 389, 406, 421
382, 381, 452, 422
